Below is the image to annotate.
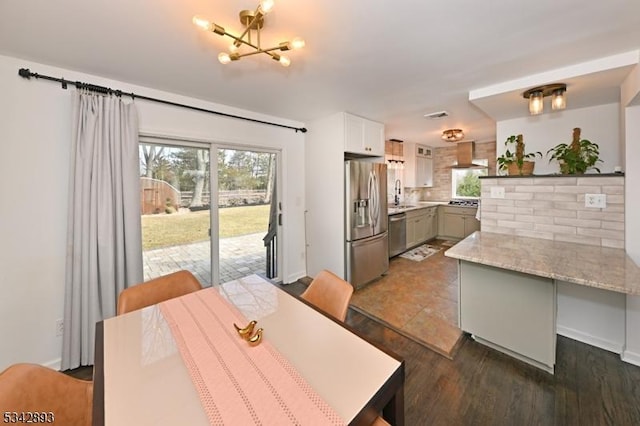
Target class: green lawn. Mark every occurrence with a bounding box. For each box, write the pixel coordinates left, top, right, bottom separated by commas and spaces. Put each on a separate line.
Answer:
141, 204, 270, 250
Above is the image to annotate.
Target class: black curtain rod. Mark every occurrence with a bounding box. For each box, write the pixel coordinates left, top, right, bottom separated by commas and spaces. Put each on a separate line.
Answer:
18, 68, 307, 133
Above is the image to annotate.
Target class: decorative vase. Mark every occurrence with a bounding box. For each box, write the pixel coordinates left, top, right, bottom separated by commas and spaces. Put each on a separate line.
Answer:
507, 161, 535, 176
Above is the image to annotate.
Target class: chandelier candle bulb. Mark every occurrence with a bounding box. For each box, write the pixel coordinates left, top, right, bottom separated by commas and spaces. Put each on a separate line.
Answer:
192, 16, 212, 31
291, 37, 305, 49
259, 0, 275, 14
279, 55, 291, 67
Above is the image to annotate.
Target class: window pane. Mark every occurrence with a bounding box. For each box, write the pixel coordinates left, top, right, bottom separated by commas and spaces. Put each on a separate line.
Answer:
451, 167, 487, 198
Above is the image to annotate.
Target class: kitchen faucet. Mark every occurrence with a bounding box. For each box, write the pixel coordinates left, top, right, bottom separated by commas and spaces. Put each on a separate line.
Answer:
394, 179, 401, 205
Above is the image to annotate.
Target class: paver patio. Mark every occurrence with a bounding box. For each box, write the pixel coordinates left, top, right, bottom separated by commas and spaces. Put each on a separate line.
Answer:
142, 232, 267, 286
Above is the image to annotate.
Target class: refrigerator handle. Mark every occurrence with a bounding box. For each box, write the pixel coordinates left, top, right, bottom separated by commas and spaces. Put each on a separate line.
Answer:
369, 170, 379, 228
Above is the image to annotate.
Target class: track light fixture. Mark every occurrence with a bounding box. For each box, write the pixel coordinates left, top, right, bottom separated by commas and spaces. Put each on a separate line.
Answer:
441, 129, 465, 142
522, 83, 567, 115
193, 0, 305, 67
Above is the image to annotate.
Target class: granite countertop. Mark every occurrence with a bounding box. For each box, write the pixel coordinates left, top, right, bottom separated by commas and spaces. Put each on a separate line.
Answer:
388, 201, 449, 215
444, 231, 640, 296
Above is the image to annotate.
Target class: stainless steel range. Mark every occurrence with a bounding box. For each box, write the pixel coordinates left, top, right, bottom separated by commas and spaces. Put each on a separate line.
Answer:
448, 199, 479, 207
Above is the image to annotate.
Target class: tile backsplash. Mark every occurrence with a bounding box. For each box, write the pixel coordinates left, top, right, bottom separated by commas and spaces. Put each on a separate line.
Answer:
480, 176, 625, 248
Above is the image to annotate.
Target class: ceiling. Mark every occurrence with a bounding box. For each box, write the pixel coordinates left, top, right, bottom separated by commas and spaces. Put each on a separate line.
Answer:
1, 0, 640, 147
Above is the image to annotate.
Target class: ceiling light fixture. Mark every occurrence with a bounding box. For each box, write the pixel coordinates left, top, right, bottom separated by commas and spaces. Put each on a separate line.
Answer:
441, 129, 465, 142
193, 0, 304, 67
522, 83, 567, 115
387, 139, 404, 170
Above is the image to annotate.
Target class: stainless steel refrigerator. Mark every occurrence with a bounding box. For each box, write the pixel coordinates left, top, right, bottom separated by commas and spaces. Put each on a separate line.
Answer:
345, 161, 389, 289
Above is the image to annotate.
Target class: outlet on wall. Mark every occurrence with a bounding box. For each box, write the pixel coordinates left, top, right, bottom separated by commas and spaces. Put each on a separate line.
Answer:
56, 319, 64, 337
585, 193, 606, 208
490, 186, 505, 199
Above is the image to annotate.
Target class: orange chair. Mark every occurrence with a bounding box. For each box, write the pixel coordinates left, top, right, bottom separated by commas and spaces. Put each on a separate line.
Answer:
300, 270, 354, 321
117, 270, 203, 315
0, 363, 93, 426
371, 416, 391, 425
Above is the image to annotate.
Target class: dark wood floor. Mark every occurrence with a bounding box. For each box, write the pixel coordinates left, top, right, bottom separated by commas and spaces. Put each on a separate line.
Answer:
68, 280, 640, 425
279, 280, 640, 426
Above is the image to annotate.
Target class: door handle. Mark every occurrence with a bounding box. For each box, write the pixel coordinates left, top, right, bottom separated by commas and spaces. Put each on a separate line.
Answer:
278, 213, 282, 226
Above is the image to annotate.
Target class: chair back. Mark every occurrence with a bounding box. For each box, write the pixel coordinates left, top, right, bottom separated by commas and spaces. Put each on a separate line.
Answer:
0, 363, 93, 426
117, 270, 203, 315
301, 270, 354, 321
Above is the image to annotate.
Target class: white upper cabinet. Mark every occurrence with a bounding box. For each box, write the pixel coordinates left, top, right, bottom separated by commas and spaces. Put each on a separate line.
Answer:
404, 142, 433, 187
344, 113, 385, 156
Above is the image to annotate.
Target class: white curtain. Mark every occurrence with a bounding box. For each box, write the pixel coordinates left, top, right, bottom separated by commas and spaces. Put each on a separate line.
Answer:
61, 91, 143, 370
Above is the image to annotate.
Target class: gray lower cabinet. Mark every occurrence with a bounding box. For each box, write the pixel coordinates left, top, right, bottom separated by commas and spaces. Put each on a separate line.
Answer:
406, 209, 428, 249
438, 206, 480, 240
425, 207, 438, 240
458, 261, 557, 373
404, 207, 438, 249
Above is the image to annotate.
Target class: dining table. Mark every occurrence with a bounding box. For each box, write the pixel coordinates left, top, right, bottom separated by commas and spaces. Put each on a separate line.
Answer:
92, 274, 405, 425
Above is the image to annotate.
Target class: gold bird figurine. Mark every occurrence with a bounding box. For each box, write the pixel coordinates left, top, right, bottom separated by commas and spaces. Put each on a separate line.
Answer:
234, 320, 257, 340
247, 328, 263, 346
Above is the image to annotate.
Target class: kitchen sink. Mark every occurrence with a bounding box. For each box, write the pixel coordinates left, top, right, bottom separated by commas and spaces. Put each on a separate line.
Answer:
390, 205, 415, 210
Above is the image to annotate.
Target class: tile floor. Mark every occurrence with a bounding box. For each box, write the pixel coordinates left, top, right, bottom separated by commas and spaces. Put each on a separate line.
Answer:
349, 239, 463, 358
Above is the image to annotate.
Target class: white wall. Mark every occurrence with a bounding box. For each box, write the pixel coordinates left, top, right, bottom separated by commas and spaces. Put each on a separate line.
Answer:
556, 281, 626, 353
621, 65, 640, 365
0, 54, 307, 370
497, 103, 621, 175
304, 113, 345, 278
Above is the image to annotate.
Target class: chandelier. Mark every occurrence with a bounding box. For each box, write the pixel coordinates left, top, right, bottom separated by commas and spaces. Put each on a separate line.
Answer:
441, 129, 464, 142
522, 83, 567, 115
192, 0, 305, 67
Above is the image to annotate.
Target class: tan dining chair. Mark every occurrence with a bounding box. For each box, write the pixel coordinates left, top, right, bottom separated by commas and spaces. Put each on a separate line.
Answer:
300, 270, 354, 321
117, 269, 203, 315
0, 363, 93, 426
371, 415, 391, 425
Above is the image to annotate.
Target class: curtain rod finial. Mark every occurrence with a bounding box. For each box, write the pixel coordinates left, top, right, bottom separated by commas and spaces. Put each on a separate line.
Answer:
18, 68, 31, 79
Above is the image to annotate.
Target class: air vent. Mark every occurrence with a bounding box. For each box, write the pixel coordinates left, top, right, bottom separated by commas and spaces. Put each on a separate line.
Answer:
424, 110, 449, 119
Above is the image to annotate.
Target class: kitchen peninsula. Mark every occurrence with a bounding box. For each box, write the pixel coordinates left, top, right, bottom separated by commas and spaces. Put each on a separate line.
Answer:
446, 231, 640, 373
446, 173, 640, 374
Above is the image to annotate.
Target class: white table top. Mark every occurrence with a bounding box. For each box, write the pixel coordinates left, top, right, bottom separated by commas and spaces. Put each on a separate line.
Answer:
100, 275, 403, 425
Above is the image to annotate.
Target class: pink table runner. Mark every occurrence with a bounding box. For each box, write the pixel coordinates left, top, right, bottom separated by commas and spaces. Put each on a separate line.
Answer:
159, 288, 346, 426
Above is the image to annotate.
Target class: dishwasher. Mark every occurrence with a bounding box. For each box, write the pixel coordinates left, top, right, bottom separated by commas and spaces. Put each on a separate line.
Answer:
388, 213, 406, 257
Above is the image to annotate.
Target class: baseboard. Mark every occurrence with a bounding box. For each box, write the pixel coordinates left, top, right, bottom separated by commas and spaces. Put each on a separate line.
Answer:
556, 325, 624, 354
621, 349, 640, 367
285, 270, 306, 284
42, 357, 62, 371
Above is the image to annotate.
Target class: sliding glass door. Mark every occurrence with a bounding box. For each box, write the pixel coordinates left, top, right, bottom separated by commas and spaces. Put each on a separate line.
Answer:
214, 147, 280, 284
139, 137, 281, 286
139, 140, 213, 285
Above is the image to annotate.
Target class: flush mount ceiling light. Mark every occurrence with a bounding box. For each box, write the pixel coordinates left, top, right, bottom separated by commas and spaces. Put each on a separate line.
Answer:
522, 83, 567, 115
441, 129, 465, 142
192, 0, 305, 67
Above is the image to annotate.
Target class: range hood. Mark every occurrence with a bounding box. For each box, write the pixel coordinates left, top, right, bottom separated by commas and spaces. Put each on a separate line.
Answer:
451, 141, 487, 169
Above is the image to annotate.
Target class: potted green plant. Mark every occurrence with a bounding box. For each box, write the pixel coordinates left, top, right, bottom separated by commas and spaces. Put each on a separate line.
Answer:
496, 134, 542, 176
547, 128, 601, 174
